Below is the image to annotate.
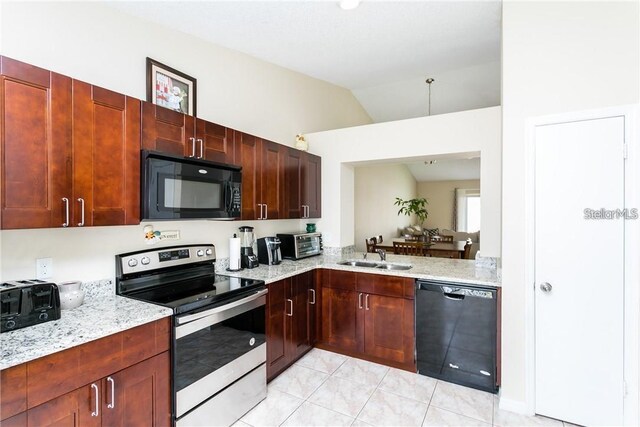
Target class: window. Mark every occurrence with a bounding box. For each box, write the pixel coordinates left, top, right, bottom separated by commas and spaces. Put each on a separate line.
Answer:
455, 189, 481, 232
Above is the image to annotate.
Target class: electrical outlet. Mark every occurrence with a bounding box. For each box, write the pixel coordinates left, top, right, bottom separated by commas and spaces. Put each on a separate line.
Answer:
36, 258, 53, 279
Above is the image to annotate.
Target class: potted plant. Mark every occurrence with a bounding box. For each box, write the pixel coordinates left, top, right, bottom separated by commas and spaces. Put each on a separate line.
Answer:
394, 197, 429, 226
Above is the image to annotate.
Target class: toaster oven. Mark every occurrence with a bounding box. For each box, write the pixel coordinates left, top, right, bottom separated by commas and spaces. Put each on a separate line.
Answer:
276, 232, 322, 260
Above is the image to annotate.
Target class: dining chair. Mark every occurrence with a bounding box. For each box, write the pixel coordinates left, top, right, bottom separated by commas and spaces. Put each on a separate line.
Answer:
393, 241, 425, 256
365, 237, 378, 253
463, 241, 472, 259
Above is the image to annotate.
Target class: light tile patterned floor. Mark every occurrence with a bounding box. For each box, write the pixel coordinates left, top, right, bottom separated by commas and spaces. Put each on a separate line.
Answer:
238, 348, 577, 427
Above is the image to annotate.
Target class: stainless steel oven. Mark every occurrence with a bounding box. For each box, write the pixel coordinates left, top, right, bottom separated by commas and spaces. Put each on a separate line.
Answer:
115, 245, 267, 427
174, 287, 267, 426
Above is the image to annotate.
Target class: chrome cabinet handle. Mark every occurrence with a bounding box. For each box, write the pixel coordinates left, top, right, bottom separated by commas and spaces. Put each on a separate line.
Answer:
77, 198, 85, 226
189, 137, 196, 157
540, 282, 553, 293
264, 204, 268, 220
365, 294, 370, 310
286, 299, 293, 316
107, 376, 115, 409
358, 293, 363, 309
197, 138, 204, 159
62, 197, 69, 227
91, 383, 99, 417
309, 289, 316, 305
257, 204, 263, 220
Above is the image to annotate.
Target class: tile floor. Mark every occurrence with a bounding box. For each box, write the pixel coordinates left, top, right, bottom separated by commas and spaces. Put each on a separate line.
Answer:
237, 349, 575, 427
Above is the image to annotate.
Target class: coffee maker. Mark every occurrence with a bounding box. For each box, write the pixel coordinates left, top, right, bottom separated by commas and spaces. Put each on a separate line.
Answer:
239, 226, 259, 269
257, 237, 282, 265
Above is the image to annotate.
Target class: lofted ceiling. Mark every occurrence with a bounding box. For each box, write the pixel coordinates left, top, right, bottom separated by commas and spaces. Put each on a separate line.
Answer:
406, 158, 481, 182
107, 1, 502, 122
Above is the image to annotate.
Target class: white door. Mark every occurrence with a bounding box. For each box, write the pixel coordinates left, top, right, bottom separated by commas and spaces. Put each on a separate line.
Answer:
534, 116, 625, 426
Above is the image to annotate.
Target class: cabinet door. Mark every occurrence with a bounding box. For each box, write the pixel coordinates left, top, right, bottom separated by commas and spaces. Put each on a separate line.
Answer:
195, 118, 234, 163
233, 132, 261, 220
290, 272, 312, 359
141, 101, 195, 157
1, 57, 72, 229
305, 153, 322, 218
73, 82, 140, 226
284, 148, 303, 219
101, 352, 171, 427
364, 295, 415, 365
260, 140, 284, 220
27, 385, 100, 427
267, 278, 289, 380
321, 287, 362, 353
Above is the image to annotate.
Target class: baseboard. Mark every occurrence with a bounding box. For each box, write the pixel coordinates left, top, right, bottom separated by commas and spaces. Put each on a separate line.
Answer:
497, 396, 533, 416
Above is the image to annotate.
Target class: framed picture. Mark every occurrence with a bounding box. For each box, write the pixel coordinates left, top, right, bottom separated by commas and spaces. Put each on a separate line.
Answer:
146, 57, 197, 116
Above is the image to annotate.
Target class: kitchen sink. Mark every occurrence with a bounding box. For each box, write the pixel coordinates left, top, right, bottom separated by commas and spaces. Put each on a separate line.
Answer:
337, 260, 381, 268
375, 264, 412, 271
337, 260, 412, 271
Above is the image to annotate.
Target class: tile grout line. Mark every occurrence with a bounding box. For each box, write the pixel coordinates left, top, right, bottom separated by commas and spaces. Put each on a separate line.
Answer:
419, 379, 440, 426
350, 362, 391, 424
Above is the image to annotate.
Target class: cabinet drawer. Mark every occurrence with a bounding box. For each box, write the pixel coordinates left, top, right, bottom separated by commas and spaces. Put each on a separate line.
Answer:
0, 364, 27, 420
357, 273, 414, 299
322, 269, 356, 291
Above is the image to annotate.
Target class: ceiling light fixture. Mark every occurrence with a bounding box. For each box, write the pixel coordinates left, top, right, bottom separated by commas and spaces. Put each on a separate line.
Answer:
425, 78, 435, 116
339, 0, 361, 10
424, 160, 437, 165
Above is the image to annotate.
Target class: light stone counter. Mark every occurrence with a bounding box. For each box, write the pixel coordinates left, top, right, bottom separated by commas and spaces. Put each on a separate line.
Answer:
0, 281, 173, 370
218, 252, 500, 288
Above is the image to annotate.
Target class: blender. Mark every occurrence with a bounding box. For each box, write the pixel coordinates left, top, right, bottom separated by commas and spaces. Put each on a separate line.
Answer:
239, 226, 259, 269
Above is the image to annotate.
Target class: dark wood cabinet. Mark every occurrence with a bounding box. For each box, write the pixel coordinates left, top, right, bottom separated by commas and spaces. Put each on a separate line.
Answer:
2, 318, 170, 426
73, 82, 140, 226
0, 56, 72, 229
1, 56, 140, 229
233, 133, 285, 221
284, 148, 321, 219
319, 270, 415, 370
141, 101, 234, 163
266, 272, 316, 381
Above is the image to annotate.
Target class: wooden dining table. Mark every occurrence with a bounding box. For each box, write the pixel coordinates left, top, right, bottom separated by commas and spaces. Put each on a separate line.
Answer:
377, 238, 468, 259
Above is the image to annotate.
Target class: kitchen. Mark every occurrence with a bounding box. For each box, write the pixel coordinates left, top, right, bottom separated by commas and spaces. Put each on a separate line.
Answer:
1, 1, 639, 427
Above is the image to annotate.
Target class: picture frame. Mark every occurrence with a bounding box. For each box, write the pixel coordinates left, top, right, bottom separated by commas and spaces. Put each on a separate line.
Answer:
146, 57, 197, 116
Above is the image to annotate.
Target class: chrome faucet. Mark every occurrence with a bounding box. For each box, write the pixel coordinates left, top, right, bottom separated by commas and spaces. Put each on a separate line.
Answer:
376, 249, 386, 262
363, 252, 368, 259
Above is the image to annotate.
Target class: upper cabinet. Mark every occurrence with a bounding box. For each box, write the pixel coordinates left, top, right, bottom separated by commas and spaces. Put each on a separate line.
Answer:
233, 133, 285, 220
0, 57, 140, 229
141, 101, 234, 164
285, 148, 322, 219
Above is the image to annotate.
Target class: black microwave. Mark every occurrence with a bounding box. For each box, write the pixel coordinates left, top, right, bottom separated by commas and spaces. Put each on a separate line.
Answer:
142, 150, 241, 220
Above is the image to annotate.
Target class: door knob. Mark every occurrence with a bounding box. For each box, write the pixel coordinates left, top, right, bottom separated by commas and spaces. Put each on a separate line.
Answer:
540, 282, 553, 293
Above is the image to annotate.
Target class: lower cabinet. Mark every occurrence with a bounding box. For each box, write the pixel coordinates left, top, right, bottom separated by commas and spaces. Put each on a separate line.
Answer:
266, 271, 316, 381
0, 318, 171, 427
26, 352, 170, 427
320, 270, 416, 370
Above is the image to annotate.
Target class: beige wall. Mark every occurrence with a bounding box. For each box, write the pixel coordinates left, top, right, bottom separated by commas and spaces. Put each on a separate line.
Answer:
0, 2, 371, 282
354, 164, 417, 252
417, 180, 480, 231
501, 0, 639, 413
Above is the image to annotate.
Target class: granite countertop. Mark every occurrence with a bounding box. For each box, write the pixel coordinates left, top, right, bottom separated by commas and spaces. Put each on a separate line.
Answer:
0, 281, 173, 370
220, 252, 500, 288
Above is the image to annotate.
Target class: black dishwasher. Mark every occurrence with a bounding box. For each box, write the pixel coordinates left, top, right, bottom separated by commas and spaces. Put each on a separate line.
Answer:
415, 280, 497, 393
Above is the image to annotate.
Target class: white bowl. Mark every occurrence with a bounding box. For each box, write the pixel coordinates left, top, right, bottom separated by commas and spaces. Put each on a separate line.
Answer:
58, 280, 82, 292
59, 289, 85, 310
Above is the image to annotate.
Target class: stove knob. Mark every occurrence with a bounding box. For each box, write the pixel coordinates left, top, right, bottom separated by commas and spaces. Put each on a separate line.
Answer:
39, 312, 48, 321
205, 249, 213, 256
5, 320, 15, 329
128, 258, 138, 267
197, 250, 204, 257
141, 256, 150, 265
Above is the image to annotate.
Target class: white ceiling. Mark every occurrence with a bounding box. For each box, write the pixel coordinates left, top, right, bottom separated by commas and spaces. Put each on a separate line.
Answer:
107, 1, 502, 122
406, 157, 480, 182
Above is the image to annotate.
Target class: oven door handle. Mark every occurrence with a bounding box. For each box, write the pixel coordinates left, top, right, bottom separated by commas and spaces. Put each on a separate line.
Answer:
176, 288, 268, 326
